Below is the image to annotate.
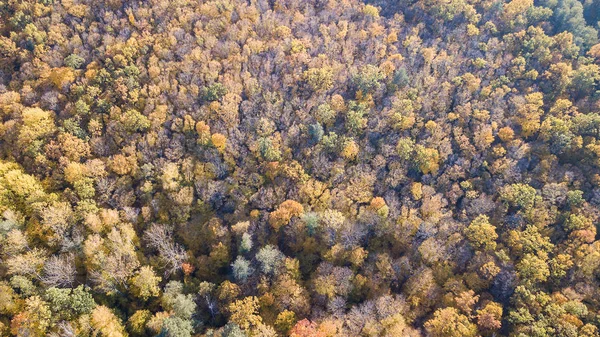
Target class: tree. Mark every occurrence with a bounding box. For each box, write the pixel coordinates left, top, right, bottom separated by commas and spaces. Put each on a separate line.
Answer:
10, 296, 51, 337
476, 302, 502, 332
396, 137, 415, 160
144, 224, 187, 276
516, 253, 550, 285
274, 310, 296, 334
465, 215, 498, 251
18, 107, 56, 152
127, 310, 152, 336
415, 145, 440, 174
424, 307, 477, 337
161, 317, 193, 337
65, 54, 85, 69
221, 323, 247, 337
228, 297, 262, 331
212, 133, 227, 153
269, 200, 304, 232
345, 102, 369, 134
553, 0, 598, 49
45, 285, 96, 320
232, 256, 253, 282
501, 183, 537, 210
161, 281, 196, 319
0, 282, 18, 316
303, 67, 334, 92
41, 254, 76, 287
516, 93, 544, 138
90, 306, 127, 337
315, 104, 337, 126
258, 137, 282, 162
256, 245, 285, 275
130, 266, 162, 301
289, 319, 325, 337
83, 223, 140, 294
120, 109, 149, 132
353, 65, 384, 94
571, 64, 600, 98
202, 83, 228, 101
308, 123, 324, 144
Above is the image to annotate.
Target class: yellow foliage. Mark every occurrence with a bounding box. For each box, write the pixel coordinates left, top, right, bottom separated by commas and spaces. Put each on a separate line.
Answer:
91, 306, 127, 337
269, 200, 304, 231
503, 0, 533, 22
341, 139, 359, 160
229, 296, 263, 331
47, 67, 76, 89
211, 133, 227, 153
363, 4, 380, 18
498, 126, 515, 142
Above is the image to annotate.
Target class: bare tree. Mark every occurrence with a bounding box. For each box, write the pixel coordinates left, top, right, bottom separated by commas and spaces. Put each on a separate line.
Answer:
41, 254, 76, 288
143, 224, 187, 277
48, 321, 76, 337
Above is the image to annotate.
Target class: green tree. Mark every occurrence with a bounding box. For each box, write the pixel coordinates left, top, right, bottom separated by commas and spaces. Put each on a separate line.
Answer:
161, 317, 193, 337
353, 65, 384, 93
121, 109, 150, 132
45, 285, 96, 320
202, 83, 228, 101
501, 183, 538, 210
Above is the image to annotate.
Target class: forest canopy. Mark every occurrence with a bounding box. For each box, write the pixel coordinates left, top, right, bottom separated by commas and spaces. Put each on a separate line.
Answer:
2, 0, 600, 336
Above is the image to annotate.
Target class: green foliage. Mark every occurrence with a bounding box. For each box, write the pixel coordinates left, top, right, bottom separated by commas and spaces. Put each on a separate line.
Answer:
345, 101, 369, 134
161, 317, 194, 337
10, 275, 36, 297
321, 132, 340, 153
202, 83, 228, 101
353, 65, 384, 93
45, 285, 96, 320
258, 137, 282, 162
64, 54, 85, 69
162, 281, 197, 319
396, 137, 415, 160
501, 183, 538, 210
552, 0, 598, 49
566, 190, 584, 207
74, 99, 91, 115
221, 323, 247, 337
239, 232, 253, 254
302, 212, 320, 235
121, 109, 150, 132
571, 64, 600, 97
315, 103, 336, 126
414, 145, 440, 174
517, 253, 550, 285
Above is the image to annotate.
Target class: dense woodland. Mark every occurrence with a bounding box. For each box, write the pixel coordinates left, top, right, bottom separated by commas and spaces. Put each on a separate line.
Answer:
4, 0, 600, 336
